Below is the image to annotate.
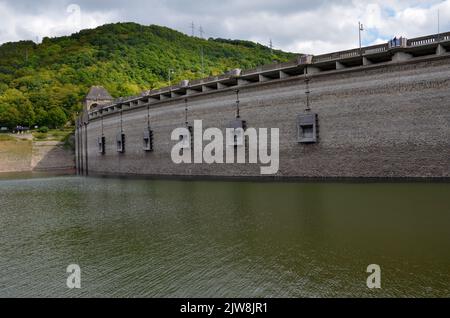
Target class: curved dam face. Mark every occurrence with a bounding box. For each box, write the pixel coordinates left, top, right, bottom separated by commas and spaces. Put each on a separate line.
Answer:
76, 56, 450, 180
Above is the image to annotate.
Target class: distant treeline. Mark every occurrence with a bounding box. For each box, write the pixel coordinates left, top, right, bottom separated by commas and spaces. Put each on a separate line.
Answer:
0, 22, 295, 129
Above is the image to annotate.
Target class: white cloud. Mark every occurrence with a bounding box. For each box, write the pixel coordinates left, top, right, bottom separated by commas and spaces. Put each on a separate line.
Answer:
0, 0, 449, 54
0, 1, 117, 43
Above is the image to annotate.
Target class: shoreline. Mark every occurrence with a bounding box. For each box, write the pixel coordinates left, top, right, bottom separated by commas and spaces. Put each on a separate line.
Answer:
2, 168, 449, 183
76, 172, 450, 183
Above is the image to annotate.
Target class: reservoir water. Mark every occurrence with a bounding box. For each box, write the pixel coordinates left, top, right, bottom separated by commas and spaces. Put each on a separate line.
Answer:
0, 175, 449, 297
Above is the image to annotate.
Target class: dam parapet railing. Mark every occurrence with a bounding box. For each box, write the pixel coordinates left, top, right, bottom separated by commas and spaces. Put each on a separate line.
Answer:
87, 31, 450, 120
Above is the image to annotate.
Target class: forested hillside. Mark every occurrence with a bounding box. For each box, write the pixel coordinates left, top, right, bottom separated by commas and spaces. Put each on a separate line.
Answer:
0, 22, 295, 129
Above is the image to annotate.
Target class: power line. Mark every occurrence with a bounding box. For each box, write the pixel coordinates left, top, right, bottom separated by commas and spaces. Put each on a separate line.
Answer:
190, 21, 195, 37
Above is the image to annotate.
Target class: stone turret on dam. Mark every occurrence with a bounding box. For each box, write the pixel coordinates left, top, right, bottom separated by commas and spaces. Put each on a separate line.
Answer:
75, 32, 450, 180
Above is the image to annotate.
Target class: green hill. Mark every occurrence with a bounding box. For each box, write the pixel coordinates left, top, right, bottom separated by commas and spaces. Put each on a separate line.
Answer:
0, 22, 296, 129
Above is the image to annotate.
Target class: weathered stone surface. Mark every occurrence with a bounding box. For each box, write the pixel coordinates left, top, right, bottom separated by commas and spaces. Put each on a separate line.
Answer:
31, 141, 75, 171
78, 56, 450, 179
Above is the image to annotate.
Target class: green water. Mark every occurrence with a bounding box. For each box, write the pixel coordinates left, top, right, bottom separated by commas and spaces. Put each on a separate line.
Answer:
0, 175, 449, 297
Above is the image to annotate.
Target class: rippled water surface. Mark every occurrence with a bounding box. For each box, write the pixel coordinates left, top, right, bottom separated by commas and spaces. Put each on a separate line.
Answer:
0, 175, 449, 297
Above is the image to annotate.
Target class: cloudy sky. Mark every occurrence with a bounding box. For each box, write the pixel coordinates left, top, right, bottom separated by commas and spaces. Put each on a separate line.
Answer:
0, 0, 449, 54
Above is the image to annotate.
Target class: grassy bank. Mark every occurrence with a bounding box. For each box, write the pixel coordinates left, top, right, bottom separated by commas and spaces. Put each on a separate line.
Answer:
32, 129, 75, 150
0, 134, 15, 141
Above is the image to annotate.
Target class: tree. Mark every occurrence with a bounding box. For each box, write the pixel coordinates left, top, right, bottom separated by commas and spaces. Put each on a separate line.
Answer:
0, 103, 20, 128
34, 107, 49, 127
0, 22, 296, 129
47, 107, 67, 128
0, 88, 35, 127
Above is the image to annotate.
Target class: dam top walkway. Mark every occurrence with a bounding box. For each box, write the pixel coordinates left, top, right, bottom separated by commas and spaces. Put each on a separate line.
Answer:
86, 31, 450, 122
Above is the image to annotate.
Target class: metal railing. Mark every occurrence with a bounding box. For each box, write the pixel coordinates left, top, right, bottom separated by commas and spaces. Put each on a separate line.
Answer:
313, 43, 389, 63
88, 31, 449, 117
189, 75, 219, 86
408, 31, 450, 46
364, 44, 388, 54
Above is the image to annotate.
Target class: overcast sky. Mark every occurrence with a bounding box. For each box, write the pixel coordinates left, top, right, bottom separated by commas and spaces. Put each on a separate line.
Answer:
0, 0, 449, 54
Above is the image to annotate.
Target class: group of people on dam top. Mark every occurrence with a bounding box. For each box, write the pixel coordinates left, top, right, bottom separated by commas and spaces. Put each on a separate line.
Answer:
389, 36, 404, 48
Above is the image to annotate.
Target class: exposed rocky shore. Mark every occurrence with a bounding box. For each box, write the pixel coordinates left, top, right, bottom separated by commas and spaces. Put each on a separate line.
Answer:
0, 134, 75, 173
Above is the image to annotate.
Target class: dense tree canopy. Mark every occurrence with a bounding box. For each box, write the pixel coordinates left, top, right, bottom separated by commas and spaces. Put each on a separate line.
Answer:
0, 22, 296, 129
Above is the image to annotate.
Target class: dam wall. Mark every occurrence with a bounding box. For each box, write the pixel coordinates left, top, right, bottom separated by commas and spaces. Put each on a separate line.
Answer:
76, 34, 450, 180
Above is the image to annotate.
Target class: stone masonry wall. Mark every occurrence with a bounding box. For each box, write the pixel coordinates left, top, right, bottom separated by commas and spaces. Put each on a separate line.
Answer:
80, 56, 450, 179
